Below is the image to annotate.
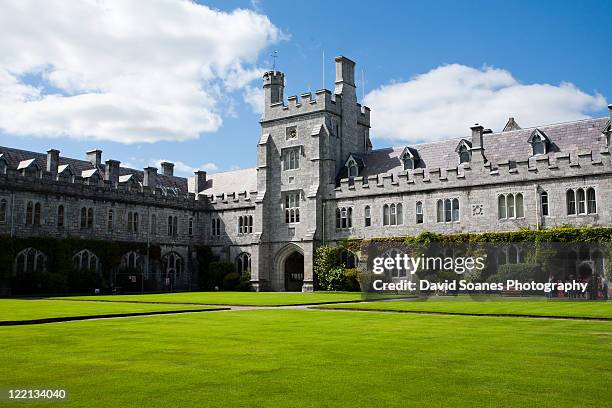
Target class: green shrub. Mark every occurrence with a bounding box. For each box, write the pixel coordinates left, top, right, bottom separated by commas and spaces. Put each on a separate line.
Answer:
208, 261, 235, 290
236, 269, 252, 291
488, 263, 542, 283
222, 272, 241, 290
343, 268, 362, 291
314, 246, 344, 291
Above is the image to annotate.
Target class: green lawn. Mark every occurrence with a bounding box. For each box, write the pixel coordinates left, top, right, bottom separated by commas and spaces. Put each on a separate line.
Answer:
51, 291, 365, 306
0, 309, 610, 407
0, 299, 222, 322
318, 297, 612, 319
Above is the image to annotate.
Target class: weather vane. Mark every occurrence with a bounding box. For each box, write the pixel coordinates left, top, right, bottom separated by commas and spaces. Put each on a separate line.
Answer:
272, 50, 278, 71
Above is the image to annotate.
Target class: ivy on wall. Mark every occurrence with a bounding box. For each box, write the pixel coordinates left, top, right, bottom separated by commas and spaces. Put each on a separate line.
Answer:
337, 226, 612, 281
341, 226, 612, 252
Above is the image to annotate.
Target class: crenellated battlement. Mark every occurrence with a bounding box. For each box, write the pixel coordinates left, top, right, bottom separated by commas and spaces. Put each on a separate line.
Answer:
202, 190, 258, 210
0, 169, 204, 210
0, 167, 266, 215
263, 89, 342, 121
333, 148, 612, 198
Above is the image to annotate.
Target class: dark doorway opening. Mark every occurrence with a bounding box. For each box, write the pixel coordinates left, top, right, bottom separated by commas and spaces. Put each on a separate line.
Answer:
578, 263, 593, 280
284, 252, 304, 291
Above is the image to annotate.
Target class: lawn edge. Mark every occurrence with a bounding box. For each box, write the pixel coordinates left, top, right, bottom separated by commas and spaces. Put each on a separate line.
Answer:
39, 297, 407, 307
310, 306, 612, 321
0, 307, 230, 326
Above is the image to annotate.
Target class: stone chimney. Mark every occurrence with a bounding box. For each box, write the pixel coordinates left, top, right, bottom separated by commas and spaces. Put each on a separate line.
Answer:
46, 149, 59, 176
470, 124, 486, 163
143, 167, 157, 188
161, 161, 174, 177
105, 159, 120, 185
334, 56, 356, 99
194, 170, 207, 194
86, 149, 102, 168
608, 104, 612, 121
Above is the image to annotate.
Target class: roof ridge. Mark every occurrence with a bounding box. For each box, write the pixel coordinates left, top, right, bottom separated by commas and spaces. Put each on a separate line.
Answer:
485, 116, 607, 136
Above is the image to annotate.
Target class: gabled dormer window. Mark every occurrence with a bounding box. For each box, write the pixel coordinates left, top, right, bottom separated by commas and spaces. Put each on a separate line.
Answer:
0, 155, 7, 175
528, 129, 549, 156
455, 140, 471, 164
347, 158, 359, 177
400, 147, 419, 170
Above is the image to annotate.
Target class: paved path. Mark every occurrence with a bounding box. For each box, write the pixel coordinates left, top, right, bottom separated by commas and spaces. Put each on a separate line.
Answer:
5, 299, 611, 324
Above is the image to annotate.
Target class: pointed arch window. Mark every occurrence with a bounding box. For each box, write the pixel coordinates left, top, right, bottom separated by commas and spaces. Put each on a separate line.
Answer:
364, 205, 371, 227
415, 201, 423, 224
107, 209, 114, 232
236, 252, 251, 274
437, 198, 460, 223
26, 201, 33, 225
73, 249, 100, 272
336, 206, 352, 229
0, 198, 7, 223
540, 191, 549, 216
577, 188, 586, 214
33, 203, 41, 225
86, 208, 94, 229
383, 203, 403, 226
566, 187, 596, 215
150, 213, 156, 236
14, 248, 47, 274
566, 190, 576, 215
587, 188, 596, 214
498, 193, 524, 219
57, 205, 64, 228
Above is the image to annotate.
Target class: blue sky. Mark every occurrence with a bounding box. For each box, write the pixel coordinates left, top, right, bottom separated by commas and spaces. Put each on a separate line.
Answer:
0, 0, 610, 177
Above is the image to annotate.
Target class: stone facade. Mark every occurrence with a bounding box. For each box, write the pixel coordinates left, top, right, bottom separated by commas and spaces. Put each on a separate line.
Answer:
1, 55, 611, 292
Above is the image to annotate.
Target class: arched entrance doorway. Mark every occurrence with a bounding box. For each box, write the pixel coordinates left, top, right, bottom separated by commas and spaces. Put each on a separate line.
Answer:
284, 252, 304, 291
578, 262, 593, 280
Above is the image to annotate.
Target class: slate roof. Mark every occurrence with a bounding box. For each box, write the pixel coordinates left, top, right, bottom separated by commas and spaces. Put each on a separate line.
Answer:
0, 146, 188, 191
356, 117, 608, 178
199, 168, 258, 196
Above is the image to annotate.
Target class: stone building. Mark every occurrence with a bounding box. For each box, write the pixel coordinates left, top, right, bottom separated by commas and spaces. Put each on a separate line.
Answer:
1, 56, 611, 292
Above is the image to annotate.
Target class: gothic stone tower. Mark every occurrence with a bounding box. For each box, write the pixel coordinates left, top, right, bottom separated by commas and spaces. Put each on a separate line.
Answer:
250, 56, 371, 291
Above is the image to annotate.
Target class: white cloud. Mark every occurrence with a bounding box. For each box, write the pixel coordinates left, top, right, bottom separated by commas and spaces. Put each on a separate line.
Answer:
243, 85, 265, 115
201, 162, 219, 172
364, 64, 606, 143
0, 0, 280, 143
